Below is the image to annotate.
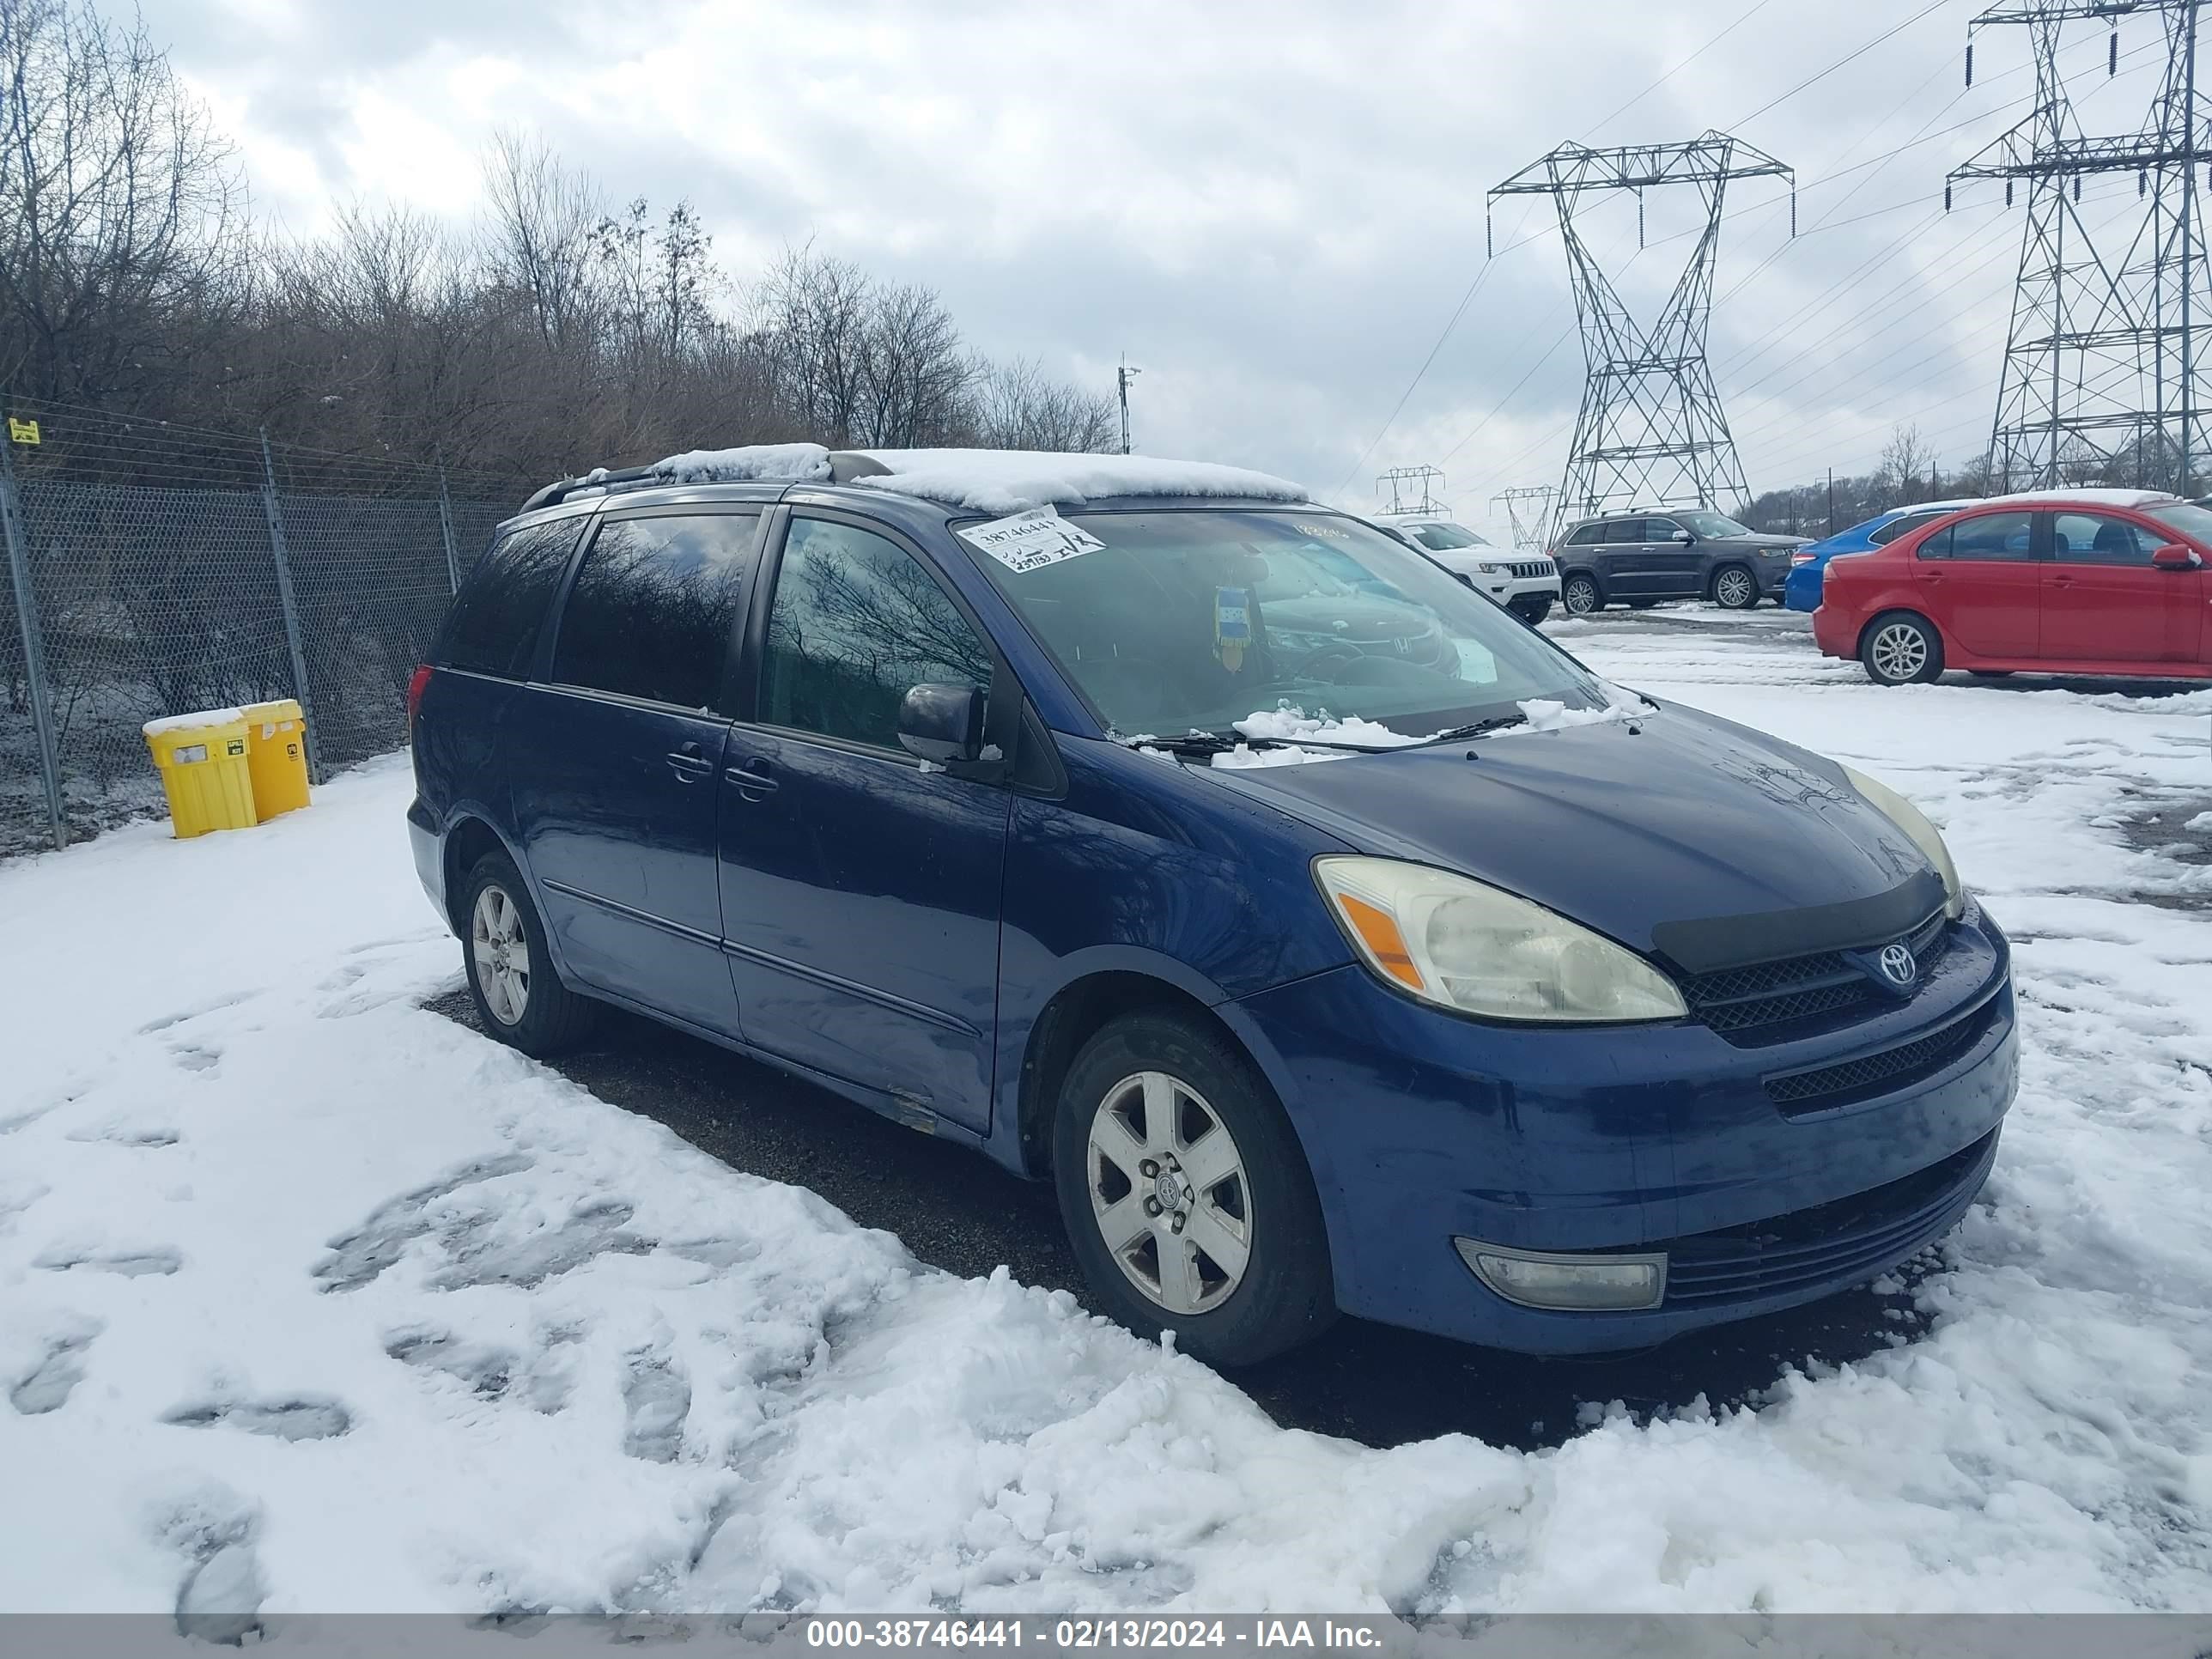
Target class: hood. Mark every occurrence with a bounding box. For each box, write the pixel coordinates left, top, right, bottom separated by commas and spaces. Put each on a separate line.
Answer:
1202, 704, 1942, 971
1713, 532, 1811, 550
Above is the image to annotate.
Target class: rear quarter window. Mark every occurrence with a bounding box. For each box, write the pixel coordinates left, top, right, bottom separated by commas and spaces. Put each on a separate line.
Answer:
434, 516, 586, 678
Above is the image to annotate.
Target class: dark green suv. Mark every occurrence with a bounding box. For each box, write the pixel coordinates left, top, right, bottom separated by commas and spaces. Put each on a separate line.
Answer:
1549, 508, 1807, 614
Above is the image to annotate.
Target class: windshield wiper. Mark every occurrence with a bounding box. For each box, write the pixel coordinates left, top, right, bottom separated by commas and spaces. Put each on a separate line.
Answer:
1115, 731, 1403, 757
1401, 714, 1530, 747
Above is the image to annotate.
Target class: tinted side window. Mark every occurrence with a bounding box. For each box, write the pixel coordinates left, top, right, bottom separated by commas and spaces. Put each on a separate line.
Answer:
434, 517, 584, 677
550, 513, 758, 709
1603, 519, 1646, 543
760, 518, 994, 750
2053, 512, 2153, 565
1567, 524, 1605, 545
1869, 511, 1936, 546
1645, 518, 1683, 540
1936, 511, 2036, 562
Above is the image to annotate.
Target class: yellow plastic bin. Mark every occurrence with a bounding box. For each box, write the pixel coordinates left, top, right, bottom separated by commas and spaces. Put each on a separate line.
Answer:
238, 698, 312, 821
143, 708, 256, 839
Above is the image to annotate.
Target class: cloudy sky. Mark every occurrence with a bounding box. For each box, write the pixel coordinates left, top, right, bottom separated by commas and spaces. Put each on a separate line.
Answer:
137, 0, 2178, 527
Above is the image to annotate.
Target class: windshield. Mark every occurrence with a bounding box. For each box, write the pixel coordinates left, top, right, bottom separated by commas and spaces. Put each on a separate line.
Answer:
2144, 501, 2212, 544
966, 509, 1607, 739
1408, 522, 1487, 551
1678, 510, 1755, 538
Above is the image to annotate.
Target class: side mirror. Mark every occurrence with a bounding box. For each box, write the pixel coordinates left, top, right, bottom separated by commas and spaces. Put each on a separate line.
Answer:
1670, 529, 1694, 544
2150, 543, 2203, 570
897, 683, 985, 765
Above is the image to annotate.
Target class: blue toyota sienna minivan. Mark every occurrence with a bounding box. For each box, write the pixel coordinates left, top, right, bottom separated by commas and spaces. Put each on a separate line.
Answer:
407, 447, 2016, 1367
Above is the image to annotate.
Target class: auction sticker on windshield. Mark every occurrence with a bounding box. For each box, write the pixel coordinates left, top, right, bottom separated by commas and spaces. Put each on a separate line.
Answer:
957, 507, 1105, 574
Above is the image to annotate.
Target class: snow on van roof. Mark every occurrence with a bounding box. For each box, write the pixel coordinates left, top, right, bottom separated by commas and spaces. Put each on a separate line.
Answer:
847, 449, 1309, 514
631, 444, 1309, 514
641, 443, 833, 485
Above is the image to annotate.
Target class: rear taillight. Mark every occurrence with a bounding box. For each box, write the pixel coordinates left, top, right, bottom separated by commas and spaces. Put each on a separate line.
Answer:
407, 664, 434, 726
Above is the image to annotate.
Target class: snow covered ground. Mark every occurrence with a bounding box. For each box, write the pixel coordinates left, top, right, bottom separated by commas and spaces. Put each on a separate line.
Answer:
2, 621, 2209, 1618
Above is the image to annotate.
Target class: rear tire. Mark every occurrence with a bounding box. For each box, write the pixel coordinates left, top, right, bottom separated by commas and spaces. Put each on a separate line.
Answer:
1860, 611, 1944, 686
1711, 564, 1759, 609
1561, 573, 1602, 615
1051, 1011, 1336, 1367
459, 852, 597, 1056
1510, 597, 1552, 626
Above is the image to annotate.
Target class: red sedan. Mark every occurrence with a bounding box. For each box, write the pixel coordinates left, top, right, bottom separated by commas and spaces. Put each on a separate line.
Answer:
1814, 489, 2212, 684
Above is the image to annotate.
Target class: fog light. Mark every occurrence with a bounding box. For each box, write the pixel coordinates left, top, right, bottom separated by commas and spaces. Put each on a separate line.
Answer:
1454, 1238, 1667, 1310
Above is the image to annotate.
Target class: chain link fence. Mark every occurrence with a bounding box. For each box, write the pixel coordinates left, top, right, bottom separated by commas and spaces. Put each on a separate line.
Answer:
1, 400, 525, 857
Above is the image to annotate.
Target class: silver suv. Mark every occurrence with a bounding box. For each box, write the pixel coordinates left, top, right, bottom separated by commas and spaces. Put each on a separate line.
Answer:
1381, 517, 1561, 623
1549, 508, 1806, 614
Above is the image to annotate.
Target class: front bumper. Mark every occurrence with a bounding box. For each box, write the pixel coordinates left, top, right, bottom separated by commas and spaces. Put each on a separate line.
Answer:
1231, 909, 2016, 1353
1469, 565, 1561, 607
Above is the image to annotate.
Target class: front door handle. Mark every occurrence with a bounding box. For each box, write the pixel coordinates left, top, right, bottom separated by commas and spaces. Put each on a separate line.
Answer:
725, 762, 780, 798
665, 741, 712, 782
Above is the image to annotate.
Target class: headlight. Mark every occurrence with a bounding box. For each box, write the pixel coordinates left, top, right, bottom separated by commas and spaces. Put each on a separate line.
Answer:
1479, 562, 1510, 575
1315, 856, 1686, 1023
1841, 764, 1966, 919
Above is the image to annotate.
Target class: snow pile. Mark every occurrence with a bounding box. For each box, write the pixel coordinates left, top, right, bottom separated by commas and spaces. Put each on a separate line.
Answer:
142, 708, 246, 738
852, 450, 1308, 514
1512, 681, 1655, 732
3, 629, 2212, 1614
1206, 707, 1421, 769
644, 444, 833, 485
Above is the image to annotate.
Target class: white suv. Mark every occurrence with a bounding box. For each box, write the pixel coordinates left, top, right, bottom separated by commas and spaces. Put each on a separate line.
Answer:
1381, 517, 1560, 623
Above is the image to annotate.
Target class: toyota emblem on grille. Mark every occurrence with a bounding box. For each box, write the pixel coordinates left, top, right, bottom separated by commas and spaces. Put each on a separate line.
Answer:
1878, 941, 1917, 987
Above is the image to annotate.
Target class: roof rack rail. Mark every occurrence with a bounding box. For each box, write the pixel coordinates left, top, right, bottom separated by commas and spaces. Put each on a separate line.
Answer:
517, 465, 662, 514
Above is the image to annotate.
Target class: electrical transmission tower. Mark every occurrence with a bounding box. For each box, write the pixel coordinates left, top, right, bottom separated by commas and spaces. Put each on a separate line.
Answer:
1491, 132, 1793, 532
1948, 2, 2209, 493
1376, 465, 1447, 514
1491, 485, 1557, 548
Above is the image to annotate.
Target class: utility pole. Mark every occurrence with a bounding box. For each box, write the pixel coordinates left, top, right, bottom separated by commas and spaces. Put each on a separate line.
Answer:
1491, 484, 1559, 549
1948, 1, 2211, 495
1826, 467, 1836, 536
1377, 465, 1447, 514
1117, 356, 1141, 455
1490, 131, 1794, 524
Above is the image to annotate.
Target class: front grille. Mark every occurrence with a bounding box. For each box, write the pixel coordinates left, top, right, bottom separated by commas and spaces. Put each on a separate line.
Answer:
1765, 988, 2002, 1112
1664, 1130, 1997, 1307
1681, 908, 1950, 1045
1509, 560, 1554, 580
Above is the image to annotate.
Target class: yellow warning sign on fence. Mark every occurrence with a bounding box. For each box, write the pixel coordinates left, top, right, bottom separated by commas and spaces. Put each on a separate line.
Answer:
7, 417, 39, 445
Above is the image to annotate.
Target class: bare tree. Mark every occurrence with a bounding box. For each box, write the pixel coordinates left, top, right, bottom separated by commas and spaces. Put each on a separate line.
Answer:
481, 130, 603, 354
965, 356, 1116, 452
0, 0, 247, 407
1879, 422, 1937, 505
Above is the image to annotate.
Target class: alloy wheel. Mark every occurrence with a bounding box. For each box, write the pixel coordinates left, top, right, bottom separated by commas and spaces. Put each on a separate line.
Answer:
471, 884, 531, 1025
1564, 577, 1599, 615
1086, 1070, 1253, 1316
1715, 568, 1756, 608
1869, 622, 1929, 683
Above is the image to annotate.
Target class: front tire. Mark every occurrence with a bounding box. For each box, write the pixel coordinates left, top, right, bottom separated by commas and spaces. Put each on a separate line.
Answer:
1561, 573, 1602, 615
1860, 611, 1944, 686
459, 852, 598, 1056
1052, 1012, 1335, 1367
1510, 597, 1552, 626
1711, 564, 1759, 609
